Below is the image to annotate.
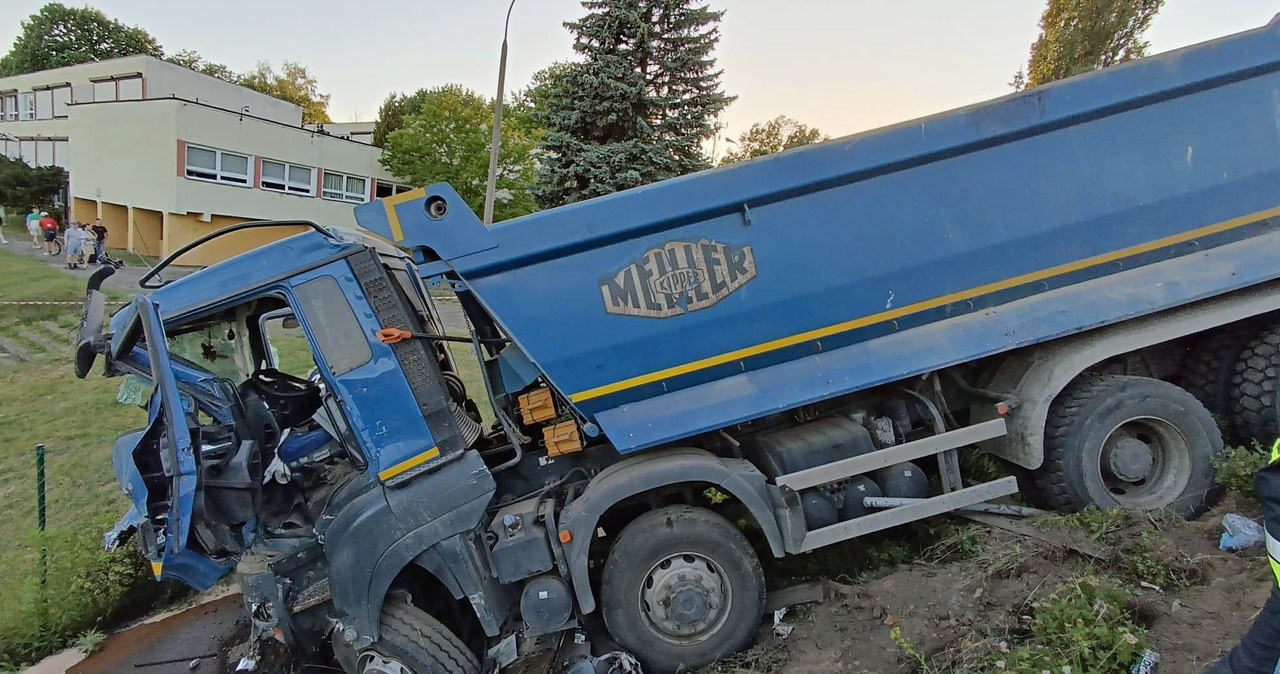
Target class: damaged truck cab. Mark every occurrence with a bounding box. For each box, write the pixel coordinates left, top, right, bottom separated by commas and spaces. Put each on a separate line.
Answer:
73, 18, 1280, 674
87, 223, 518, 671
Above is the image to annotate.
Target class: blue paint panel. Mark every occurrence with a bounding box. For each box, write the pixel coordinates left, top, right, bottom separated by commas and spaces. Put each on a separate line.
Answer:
286, 261, 440, 479
371, 20, 1280, 452
107, 229, 363, 349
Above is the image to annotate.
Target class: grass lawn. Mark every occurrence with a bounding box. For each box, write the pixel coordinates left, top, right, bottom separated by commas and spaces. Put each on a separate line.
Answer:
0, 249, 162, 668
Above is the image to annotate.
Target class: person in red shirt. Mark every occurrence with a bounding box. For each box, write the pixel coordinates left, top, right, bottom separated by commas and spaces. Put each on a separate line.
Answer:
39, 212, 58, 256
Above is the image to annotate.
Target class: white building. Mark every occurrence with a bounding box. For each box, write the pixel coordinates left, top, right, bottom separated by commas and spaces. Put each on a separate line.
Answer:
0, 55, 406, 265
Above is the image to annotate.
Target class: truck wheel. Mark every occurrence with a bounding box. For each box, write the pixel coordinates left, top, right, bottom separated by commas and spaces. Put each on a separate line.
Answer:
600, 505, 765, 674
1179, 324, 1257, 442
1230, 326, 1280, 443
1034, 374, 1222, 519
357, 597, 480, 674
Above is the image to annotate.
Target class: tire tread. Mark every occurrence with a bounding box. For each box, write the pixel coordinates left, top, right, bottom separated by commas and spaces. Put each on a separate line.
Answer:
376, 597, 480, 674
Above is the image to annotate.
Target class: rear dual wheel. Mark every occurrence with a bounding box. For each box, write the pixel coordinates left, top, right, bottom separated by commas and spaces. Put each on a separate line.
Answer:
1034, 374, 1222, 518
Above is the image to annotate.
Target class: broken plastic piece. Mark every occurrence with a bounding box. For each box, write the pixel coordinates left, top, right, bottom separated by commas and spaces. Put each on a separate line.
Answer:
235, 656, 257, 672
1220, 513, 1264, 551
772, 608, 794, 639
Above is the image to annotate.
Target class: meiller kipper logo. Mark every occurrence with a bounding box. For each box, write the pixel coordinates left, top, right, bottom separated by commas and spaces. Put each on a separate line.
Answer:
599, 239, 757, 318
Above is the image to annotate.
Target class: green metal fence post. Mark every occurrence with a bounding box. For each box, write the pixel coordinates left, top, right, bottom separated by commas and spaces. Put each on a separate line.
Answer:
35, 442, 47, 624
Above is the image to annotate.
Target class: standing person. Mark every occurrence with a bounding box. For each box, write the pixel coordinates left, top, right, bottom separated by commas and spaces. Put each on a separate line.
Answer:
1204, 441, 1280, 673
80, 221, 96, 265
90, 218, 106, 263
0, 212, 9, 245
26, 206, 40, 248
64, 221, 84, 269
39, 211, 57, 255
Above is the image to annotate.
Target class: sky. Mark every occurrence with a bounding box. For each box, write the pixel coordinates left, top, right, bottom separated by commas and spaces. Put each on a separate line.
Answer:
0, 1, 1276, 142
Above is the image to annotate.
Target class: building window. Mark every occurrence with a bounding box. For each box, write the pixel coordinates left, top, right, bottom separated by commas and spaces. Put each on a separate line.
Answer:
52, 86, 70, 118
19, 141, 34, 165
374, 180, 414, 199
261, 160, 314, 196
34, 90, 52, 120
185, 144, 252, 186
18, 93, 34, 120
118, 77, 142, 101
92, 80, 116, 103
1, 94, 14, 122
321, 171, 368, 203
52, 139, 68, 169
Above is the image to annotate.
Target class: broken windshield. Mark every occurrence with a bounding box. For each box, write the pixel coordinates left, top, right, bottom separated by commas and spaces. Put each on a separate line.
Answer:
165, 321, 251, 382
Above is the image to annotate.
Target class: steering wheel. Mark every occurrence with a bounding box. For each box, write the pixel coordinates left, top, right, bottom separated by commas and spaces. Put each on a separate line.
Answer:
243, 368, 322, 429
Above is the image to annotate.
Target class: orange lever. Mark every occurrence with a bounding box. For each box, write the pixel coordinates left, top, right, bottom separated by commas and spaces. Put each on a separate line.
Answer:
376, 327, 414, 344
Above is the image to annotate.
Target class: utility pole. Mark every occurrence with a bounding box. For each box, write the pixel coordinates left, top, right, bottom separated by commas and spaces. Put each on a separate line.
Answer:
483, 0, 518, 225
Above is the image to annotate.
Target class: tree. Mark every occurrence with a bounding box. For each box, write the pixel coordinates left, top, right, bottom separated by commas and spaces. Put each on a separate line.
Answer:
508, 61, 573, 132
379, 85, 540, 221
0, 3, 164, 76
532, 0, 735, 208
0, 156, 67, 220
240, 61, 332, 124
719, 116, 826, 164
373, 89, 432, 147
1014, 0, 1165, 89
166, 49, 238, 83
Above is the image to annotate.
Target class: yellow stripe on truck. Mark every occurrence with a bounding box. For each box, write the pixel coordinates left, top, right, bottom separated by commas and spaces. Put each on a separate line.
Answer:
378, 446, 440, 481
569, 203, 1280, 403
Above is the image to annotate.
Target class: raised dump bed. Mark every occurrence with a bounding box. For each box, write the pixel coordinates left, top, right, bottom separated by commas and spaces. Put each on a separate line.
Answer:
359, 20, 1280, 453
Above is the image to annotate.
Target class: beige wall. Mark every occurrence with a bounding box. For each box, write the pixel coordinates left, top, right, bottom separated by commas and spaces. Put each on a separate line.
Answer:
65, 100, 181, 214
141, 58, 301, 125
0, 54, 303, 166
66, 98, 400, 265
165, 213, 310, 266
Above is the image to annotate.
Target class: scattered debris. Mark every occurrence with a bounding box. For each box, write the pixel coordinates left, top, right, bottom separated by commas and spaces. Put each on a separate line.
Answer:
772, 608, 795, 639
1130, 648, 1161, 673
764, 581, 825, 613
960, 511, 1112, 560
1219, 512, 1264, 551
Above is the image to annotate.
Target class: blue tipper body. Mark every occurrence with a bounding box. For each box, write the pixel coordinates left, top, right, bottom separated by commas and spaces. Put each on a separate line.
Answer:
357, 19, 1280, 454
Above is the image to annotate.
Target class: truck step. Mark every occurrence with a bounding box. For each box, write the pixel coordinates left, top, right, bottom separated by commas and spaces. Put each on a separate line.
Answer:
798, 475, 1020, 552
775, 418, 1008, 490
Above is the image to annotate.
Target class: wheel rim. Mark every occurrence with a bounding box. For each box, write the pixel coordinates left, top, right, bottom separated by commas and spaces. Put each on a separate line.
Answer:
1095, 415, 1192, 509
638, 552, 732, 646
358, 652, 414, 674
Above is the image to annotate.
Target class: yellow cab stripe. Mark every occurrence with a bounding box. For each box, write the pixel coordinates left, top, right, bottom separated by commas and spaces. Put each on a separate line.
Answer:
381, 186, 427, 243
569, 204, 1280, 403
378, 446, 440, 481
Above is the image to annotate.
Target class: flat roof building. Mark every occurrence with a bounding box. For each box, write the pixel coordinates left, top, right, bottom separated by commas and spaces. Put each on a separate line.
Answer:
0, 54, 404, 266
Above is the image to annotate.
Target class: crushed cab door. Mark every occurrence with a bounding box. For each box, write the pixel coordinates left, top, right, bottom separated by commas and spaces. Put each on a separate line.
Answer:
108, 296, 236, 590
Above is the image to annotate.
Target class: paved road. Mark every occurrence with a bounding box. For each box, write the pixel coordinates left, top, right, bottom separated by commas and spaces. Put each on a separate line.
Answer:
0, 238, 195, 295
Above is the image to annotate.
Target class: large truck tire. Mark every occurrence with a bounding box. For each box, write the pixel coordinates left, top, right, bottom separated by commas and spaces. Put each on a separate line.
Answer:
1034, 374, 1222, 519
600, 505, 765, 674
1179, 323, 1259, 442
357, 597, 480, 674
1230, 325, 1280, 444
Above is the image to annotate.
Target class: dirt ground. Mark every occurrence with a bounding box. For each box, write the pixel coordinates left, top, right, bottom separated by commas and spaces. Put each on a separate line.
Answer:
733, 494, 1271, 674
65, 496, 1265, 674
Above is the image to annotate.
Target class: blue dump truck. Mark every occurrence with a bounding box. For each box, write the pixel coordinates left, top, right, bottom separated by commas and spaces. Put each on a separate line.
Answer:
72, 17, 1280, 674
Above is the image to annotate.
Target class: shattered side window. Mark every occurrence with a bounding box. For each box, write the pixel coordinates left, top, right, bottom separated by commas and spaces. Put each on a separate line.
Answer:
294, 275, 372, 376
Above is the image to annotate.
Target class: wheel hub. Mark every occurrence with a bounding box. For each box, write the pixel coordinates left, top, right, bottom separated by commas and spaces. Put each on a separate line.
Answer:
640, 553, 731, 645
358, 652, 413, 674
1096, 415, 1193, 508
1106, 436, 1154, 482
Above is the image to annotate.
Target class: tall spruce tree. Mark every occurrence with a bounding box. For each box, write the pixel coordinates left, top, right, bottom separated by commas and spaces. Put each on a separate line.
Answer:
532, 0, 733, 208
